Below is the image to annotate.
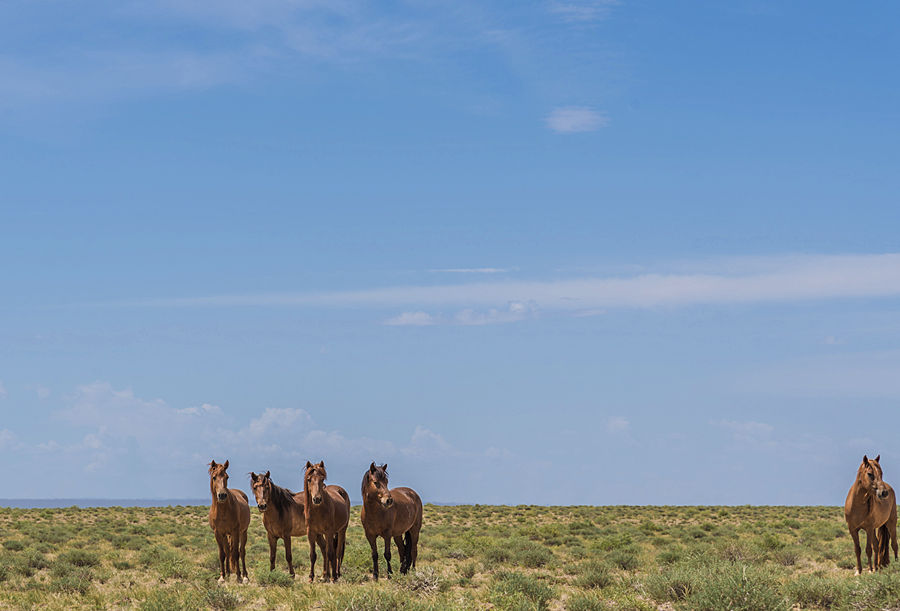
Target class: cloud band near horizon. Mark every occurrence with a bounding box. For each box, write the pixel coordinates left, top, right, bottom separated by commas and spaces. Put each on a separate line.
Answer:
90, 253, 900, 312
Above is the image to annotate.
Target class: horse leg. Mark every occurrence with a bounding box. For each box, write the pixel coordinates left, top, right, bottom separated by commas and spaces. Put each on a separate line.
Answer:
367, 533, 380, 580
284, 535, 295, 578
335, 530, 346, 578
268, 533, 278, 571
232, 531, 243, 583
393, 535, 407, 574
241, 529, 248, 580
328, 531, 338, 582
408, 527, 420, 571
308, 533, 318, 583
865, 527, 875, 572
383, 534, 393, 578
850, 528, 862, 575
891, 520, 899, 560
215, 532, 228, 582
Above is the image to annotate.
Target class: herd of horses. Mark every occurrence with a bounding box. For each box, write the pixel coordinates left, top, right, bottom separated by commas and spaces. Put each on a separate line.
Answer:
207, 459, 422, 583
207, 454, 898, 584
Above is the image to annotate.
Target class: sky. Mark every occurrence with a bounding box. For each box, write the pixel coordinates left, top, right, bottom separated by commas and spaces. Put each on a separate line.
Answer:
2, 1, 900, 505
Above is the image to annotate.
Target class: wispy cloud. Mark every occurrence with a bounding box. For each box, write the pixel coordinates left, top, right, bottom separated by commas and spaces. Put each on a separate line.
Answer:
100, 254, 900, 315
606, 416, 629, 433
384, 311, 438, 326
428, 268, 510, 274
546, 106, 608, 133
548, 0, 619, 23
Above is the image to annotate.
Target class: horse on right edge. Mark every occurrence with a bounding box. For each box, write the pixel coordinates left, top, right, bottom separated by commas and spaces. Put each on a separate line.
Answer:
845, 454, 898, 574
360, 462, 423, 580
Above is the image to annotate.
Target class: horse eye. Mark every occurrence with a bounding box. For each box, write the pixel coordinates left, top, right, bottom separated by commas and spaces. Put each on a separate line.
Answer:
869, 473, 875, 480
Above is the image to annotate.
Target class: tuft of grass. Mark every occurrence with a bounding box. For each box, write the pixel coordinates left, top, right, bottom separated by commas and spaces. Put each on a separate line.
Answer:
574, 560, 613, 589
490, 570, 556, 610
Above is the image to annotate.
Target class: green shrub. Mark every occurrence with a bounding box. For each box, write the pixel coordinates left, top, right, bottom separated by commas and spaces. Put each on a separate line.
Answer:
608, 547, 639, 571
786, 574, 846, 609
689, 564, 787, 611
491, 571, 555, 610
575, 560, 613, 589
58, 549, 101, 567
566, 592, 611, 611
204, 586, 242, 610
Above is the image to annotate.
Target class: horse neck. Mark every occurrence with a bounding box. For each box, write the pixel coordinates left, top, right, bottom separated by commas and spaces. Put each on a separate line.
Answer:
852, 477, 872, 505
362, 487, 384, 513
305, 483, 331, 520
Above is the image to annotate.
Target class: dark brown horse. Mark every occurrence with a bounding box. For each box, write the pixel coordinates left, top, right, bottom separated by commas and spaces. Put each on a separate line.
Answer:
845, 455, 899, 574
250, 470, 326, 579
360, 462, 423, 580
208, 460, 250, 583
303, 460, 350, 583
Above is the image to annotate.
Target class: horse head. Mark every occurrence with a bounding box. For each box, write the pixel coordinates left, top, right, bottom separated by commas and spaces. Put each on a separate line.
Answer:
363, 462, 393, 508
250, 470, 272, 512
859, 455, 890, 500
305, 460, 328, 506
209, 459, 230, 503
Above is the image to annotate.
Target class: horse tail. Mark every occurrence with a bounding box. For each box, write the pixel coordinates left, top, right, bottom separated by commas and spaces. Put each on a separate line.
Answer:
880, 524, 891, 567
404, 530, 412, 565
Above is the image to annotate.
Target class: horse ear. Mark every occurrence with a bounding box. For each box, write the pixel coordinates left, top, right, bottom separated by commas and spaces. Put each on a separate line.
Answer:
306, 460, 313, 469
210, 460, 217, 467
382, 463, 388, 473
223, 460, 229, 470
864, 455, 870, 466
318, 460, 325, 468
265, 470, 270, 478
370, 462, 377, 473
876, 455, 881, 463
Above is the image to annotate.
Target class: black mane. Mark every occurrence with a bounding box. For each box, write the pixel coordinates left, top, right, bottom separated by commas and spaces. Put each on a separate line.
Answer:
268, 479, 296, 518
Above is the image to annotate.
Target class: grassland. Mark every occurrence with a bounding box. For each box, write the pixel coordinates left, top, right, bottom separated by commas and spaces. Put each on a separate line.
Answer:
0, 503, 897, 610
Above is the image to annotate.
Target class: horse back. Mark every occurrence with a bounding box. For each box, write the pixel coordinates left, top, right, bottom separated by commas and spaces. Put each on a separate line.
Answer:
326, 485, 351, 528
230, 489, 251, 531
391, 486, 423, 531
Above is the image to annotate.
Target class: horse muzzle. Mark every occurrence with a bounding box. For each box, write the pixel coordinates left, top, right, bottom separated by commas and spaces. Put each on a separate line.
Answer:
217, 493, 227, 503
258, 503, 267, 512
383, 497, 394, 508
879, 490, 890, 500
312, 496, 323, 505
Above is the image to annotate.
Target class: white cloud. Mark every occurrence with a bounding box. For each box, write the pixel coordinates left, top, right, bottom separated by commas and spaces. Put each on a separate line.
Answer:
177, 402, 222, 416
546, 106, 608, 133
606, 416, 629, 433
106, 253, 900, 314
404, 426, 453, 457
0, 429, 16, 450
453, 301, 535, 326
384, 311, 438, 326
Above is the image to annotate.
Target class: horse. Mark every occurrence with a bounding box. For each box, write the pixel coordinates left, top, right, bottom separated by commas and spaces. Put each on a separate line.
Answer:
303, 460, 350, 583
250, 470, 329, 578
208, 460, 250, 583
360, 462, 423, 580
844, 454, 899, 574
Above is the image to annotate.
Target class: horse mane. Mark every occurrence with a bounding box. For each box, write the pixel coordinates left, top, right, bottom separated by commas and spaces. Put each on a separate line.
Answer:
268, 479, 296, 518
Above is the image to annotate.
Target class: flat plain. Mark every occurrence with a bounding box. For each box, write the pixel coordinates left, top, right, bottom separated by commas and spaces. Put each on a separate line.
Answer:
0, 504, 897, 610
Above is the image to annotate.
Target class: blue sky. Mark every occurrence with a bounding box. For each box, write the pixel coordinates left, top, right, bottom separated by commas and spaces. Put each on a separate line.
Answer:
2, 1, 900, 504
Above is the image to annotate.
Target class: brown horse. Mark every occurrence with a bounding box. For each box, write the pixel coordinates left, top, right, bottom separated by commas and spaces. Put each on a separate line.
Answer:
208, 460, 250, 583
250, 470, 330, 578
303, 460, 350, 583
360, 462, 423, 580
844, 454, 899, 574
